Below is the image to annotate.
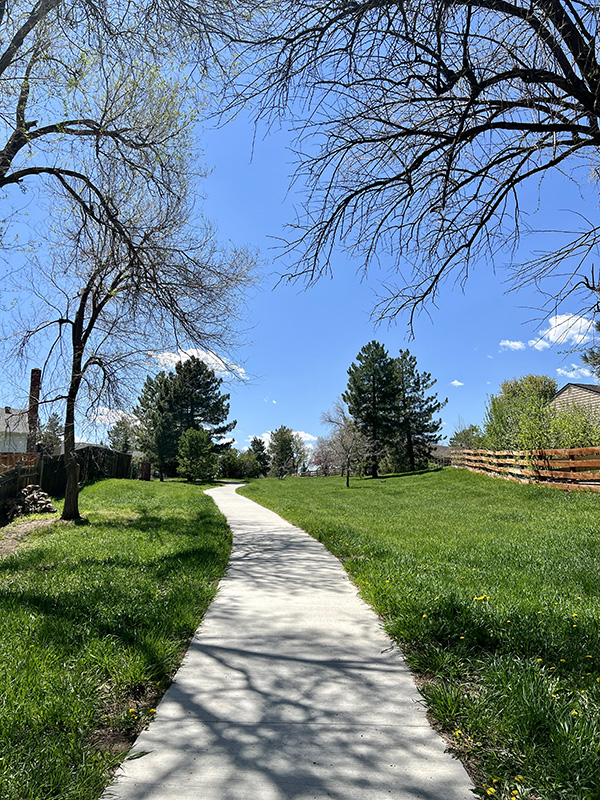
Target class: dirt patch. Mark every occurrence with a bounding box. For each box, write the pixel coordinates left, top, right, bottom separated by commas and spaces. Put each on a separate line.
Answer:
0, 515, 63, 557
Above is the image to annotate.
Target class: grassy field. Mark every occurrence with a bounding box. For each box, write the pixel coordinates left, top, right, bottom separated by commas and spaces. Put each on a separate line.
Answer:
239, 469, 600, 800
0, 479, 230, 800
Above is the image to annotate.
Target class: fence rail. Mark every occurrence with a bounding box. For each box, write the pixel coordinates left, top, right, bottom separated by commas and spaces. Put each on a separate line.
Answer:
0, 452, 38, 474
451, 447, 600, 491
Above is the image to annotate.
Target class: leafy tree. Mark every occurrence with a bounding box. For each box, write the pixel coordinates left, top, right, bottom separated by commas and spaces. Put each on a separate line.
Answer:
268, 426, 296, 478
107, 417, 136, 453
177, 428, 217, 483
342, 341, 400, 478
449, 423, 484, 450
483, 375, 558, 450
249, 436, 270, 477
389, 350, 447, 471
582, 324, 600, 377
516, 399, 600, 451
222, 0, 600, 323
238, 450, 261, 479
37, 413, 63, 456
218, 449, 241, 479
170, 357, 236, 450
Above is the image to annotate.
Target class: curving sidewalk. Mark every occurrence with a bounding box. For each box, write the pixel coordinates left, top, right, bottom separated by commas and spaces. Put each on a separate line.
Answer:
102, 482, 474, 800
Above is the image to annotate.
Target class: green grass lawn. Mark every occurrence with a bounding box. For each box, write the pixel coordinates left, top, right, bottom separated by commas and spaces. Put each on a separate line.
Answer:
0, 479, 231, 800
239, 470, 600, 800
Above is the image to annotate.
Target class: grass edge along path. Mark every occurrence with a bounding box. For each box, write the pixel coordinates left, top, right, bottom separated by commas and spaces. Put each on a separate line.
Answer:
239, 470, 600, 800
0, 478, 231, 800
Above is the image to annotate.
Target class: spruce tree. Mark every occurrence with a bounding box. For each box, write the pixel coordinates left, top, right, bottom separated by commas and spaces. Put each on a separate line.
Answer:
342, 341, 400, 478
135, 356, 235, 478
392, 350, 447, 471
249, 436, 270, 476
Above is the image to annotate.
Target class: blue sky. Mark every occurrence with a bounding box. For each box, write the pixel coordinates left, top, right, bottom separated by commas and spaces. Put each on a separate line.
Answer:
1, 109, 598, 450
189, 112, 600, 450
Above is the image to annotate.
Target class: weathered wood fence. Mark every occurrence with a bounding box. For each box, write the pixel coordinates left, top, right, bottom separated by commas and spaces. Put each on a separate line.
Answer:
451, 447, 600, 491
0, 446, 133, 517
0, 452, 38, 472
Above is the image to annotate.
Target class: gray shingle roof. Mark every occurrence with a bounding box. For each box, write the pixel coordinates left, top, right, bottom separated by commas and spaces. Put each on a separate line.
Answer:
0, 407, 29, 435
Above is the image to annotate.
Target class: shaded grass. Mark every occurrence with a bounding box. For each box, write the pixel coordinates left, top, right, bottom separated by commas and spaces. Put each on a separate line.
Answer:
239, 470, 600, 800
0, 479, 231, 800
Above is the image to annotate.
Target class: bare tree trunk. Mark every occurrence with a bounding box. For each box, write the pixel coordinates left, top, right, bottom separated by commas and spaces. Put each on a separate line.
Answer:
346, 459, 350, 488
62, 390, 81, 520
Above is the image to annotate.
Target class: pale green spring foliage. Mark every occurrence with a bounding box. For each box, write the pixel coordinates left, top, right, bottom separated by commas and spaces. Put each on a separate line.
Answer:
516, 400, 600, 451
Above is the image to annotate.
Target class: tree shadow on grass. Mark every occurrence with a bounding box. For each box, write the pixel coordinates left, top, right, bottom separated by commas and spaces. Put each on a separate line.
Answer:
0, 501, 232, 798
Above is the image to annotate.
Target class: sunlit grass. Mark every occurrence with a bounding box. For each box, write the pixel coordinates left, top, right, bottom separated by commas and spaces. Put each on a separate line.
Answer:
239, 470, 600, 800
0, 479, 230, 800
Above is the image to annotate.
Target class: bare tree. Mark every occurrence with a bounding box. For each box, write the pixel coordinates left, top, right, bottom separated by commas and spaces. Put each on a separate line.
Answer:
0, 2, 255, 519
7, 181, 254, 519
311, 436, 339, 476
223, 0, 600, 324
0, 1, 247, 290
321, 398, 367, 487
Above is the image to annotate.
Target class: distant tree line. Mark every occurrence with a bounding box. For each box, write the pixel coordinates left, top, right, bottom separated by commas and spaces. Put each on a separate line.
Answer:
104, 357, 313, 482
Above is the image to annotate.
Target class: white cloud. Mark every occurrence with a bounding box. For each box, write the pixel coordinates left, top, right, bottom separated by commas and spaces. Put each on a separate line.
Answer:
450, 379, 464, 387
93, 407, 137, 426
487, 355, 493, 359
295, 431, 318, 443
528, 338, 551, 351
153, 348, 246, 379
529, 314, 593, 351
499, 339, 526, 351
556, 364, 593, 380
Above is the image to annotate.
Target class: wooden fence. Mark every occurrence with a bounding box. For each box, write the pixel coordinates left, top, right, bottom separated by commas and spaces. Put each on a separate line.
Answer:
0, 452, 38, 474
0, 445, 133, 519
451, 447, 600, 491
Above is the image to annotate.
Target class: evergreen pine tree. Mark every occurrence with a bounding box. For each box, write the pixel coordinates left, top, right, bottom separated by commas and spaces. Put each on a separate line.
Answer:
391, 350, 447, 471
342, 341, 400, 478
249, 436, 270, 476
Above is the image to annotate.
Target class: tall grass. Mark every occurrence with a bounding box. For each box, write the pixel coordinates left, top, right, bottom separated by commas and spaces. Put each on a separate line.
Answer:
0, 479, 230, 800
239, 470, 600, 800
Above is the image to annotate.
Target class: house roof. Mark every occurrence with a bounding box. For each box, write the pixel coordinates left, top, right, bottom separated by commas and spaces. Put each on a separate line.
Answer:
552, 383, 600, 400
0, 407, 28, 435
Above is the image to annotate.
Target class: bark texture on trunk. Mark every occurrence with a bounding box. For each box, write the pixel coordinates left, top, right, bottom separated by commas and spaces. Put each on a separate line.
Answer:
61, 387, 81, 521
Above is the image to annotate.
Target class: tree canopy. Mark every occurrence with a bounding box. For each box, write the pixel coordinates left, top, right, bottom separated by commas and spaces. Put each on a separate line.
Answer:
222, 0, 600, 323
0, 3, 255, 518
136, 356, 236, 480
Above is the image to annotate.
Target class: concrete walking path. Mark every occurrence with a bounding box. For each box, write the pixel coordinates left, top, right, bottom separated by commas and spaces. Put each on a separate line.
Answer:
102, 483, 474, 800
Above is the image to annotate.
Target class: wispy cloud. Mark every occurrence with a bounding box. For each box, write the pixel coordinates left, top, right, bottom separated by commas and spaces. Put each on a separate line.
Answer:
499, 339, 526, 351
528, 314, 593, 351
450, 379, 464, 387
153, 348, 246, 379
556, 364, 593, 380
